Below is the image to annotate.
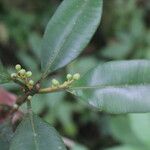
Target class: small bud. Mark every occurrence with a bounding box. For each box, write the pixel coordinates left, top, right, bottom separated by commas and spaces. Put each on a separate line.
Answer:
27, 95, 32, 100
52, 79, 59, 86
15, 64, 21, 71
67, 74, 72, 80
29, 80, 34, 85
73, 73, 80, 80
13, 104, 18, 109
26, 71, 32, 77
19, 69, 26, 75
11, 73, 17, 78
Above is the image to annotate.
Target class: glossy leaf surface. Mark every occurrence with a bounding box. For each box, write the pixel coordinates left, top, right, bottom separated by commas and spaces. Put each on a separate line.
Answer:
70, 60, 150, 114
10, 114, 66, 150
41, 0, 103, 75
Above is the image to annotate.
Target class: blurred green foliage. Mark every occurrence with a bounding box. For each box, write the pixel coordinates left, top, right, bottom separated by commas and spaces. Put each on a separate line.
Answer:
0, 0, 150, 149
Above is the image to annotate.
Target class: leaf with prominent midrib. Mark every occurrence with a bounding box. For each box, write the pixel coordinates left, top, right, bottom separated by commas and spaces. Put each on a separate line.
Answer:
0, 62, 11, 84
9, 114, 67, 150
41, 0, 103, 76
69, 60, 150, 114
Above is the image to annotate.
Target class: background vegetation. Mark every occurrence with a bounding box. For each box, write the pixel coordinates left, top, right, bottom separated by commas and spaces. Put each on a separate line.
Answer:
0, 0, 150, 149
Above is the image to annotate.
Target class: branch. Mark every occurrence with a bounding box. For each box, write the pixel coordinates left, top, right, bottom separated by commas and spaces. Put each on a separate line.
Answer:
38, 79, 74, 94
38, 85, 68, 94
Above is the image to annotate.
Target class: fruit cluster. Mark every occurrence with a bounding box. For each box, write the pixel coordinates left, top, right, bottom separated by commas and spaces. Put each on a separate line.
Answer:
11, 64, 34, 90
51, 73, 80, 87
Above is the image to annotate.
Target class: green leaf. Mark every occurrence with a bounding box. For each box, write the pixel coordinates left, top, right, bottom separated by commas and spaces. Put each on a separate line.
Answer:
0, 120, 13, 150
70, 60, 150, 114
41, 0, 103, 76
10, 114, 67, 150
17, 51, 38, 72
72, 144, 89, 150
67, 56, 99, 75
109, 115, 140, 145
100, 33, 133, 59
129, 113, 150, 146
105, 145, 144, 150
29, 33, 42, 60
0, 61, 11, 84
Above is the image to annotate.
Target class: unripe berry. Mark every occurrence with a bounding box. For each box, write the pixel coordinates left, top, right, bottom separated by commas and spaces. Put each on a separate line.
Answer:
28, 95, 32, 100
52, 79, 59, 86
19, 69, 26, 75
73, 73, 80, 80
11, 73, 17, 78
15, 64, 21, 71
26, 71, 32, 77
29, 80, 34, 85
67, 74, 72, 80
